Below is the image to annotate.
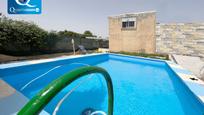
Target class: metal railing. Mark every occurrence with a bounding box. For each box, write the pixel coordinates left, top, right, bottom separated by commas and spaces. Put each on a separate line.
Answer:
18, 66, 114, 115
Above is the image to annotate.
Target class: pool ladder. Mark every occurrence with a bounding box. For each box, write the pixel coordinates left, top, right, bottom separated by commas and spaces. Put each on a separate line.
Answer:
17, 66, 114, 115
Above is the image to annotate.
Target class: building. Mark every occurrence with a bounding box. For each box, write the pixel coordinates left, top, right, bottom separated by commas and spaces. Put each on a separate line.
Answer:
108, 11, 156, 53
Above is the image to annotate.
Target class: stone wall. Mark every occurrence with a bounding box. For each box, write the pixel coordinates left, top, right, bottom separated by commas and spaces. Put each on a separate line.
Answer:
156, 23, 204, 57
54, 37, 108, 52
109, 11, 156, 53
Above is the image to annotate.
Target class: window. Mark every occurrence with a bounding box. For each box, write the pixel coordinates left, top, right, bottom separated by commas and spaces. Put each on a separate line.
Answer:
122, 17, 136, 29
129, 21, 134, 27
122, 22, 128, 28
122, 21, 135, 28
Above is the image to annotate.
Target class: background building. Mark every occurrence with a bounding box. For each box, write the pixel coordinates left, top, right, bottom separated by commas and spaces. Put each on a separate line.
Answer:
109, 11, 156, 53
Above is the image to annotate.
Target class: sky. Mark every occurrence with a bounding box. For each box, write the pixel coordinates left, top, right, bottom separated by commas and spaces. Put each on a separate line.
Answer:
0, 0, 204, 37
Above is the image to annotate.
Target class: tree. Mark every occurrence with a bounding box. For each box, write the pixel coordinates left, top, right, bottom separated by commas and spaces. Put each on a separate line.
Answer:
82, 30, 94, 38
43, 31, 61, 51
58, 30, 82, 38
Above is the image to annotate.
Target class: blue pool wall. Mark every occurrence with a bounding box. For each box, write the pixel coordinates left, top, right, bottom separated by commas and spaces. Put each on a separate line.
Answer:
109, 53, 167, 68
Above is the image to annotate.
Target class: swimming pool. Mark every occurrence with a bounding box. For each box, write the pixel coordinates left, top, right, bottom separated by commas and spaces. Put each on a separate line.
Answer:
0, 53, 204, 115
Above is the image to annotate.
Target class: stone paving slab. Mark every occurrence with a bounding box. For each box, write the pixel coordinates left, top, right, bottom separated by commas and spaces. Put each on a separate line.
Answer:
172, 54, 204, 80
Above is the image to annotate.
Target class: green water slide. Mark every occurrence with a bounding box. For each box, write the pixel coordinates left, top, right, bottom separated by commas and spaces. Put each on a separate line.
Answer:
18, 66, 114, 115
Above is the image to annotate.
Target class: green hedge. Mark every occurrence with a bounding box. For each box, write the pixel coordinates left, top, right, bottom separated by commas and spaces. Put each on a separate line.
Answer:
0, 17, 48, 55
0, 16, 97, 56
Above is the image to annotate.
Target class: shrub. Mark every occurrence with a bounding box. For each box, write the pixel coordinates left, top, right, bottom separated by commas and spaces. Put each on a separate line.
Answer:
0, 16, 47, 55
114, 51, 169, 60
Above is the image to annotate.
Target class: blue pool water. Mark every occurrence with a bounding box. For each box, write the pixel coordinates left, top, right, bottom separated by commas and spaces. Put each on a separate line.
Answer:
1, 54, 204, 115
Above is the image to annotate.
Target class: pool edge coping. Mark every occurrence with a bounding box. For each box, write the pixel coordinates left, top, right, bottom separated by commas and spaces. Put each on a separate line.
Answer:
166, 61, 204, 106
0, 53, 107, 69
